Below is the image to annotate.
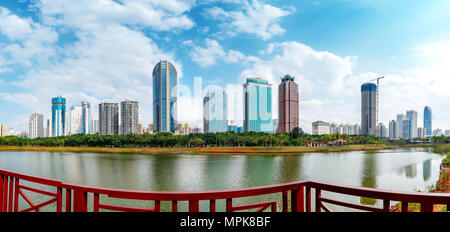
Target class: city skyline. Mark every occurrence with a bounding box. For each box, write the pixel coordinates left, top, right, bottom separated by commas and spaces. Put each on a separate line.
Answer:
0, 1, 449, 133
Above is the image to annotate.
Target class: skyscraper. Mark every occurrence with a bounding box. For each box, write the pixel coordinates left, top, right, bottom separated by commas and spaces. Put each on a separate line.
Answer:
70, 106, 83, 135
361, 83, 377, 136
389, 120, 397, 139
99, 101, 119, 135
243, 78, 272, 133
277, 75, 299, 133
152, 60, 177, 132
402, 119, 411, 139
51, 96, 66, 137
397, 114, 406, 139
203, 90, 228, 133
29, 112, 44, 139
81, 101, 92, 134
406, 110, 418, 138
121, 98, 139, 135
424, 106, 432, 138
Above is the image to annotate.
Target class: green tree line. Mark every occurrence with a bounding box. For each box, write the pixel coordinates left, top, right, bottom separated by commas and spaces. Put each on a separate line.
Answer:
0, 128, 448, 148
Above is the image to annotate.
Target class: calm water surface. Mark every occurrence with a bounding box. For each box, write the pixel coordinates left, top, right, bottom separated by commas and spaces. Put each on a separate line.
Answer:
0, 147, 448, 211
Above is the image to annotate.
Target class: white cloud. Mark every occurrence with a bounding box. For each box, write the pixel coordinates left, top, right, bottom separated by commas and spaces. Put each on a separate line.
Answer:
36, 0, 195, 31
0, 7, 58, 67
206, 0, 293, 40
186, 38, 245, 67
5, 23, 179, 127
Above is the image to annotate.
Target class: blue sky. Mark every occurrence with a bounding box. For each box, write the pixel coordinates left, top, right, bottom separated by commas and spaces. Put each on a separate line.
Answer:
0, 0, 449, 133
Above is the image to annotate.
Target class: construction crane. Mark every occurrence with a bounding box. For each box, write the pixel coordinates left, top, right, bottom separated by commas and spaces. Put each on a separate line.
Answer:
367, 76, 384, 136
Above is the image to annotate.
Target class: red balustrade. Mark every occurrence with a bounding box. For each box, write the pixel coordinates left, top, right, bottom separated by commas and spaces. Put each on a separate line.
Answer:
1, 168, 449, 212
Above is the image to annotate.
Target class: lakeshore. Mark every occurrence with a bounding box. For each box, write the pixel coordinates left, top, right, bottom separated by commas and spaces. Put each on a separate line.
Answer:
0, 144, 447, 155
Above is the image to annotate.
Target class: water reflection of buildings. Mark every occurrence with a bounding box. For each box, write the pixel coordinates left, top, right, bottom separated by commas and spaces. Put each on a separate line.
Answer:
422, 159, 431, 181
405, 164, 417, 178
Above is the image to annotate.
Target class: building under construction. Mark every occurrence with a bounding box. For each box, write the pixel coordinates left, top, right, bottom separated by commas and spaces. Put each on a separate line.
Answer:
361, 83, 377, 136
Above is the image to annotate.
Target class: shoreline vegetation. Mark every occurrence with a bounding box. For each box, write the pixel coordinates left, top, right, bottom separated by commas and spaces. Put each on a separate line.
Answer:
0, 131, 448, 154
0, 143, 448, 155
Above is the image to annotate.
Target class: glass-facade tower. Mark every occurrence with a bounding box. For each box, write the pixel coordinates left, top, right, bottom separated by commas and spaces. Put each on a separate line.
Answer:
424, 106, 432, 138
153, 60, 177, 132
203, 90, 228, 133
243, 78, 272, 133
52, 96, 66, 137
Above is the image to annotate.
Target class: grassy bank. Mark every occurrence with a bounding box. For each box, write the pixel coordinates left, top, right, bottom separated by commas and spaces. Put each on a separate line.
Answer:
0, 143, 445, 155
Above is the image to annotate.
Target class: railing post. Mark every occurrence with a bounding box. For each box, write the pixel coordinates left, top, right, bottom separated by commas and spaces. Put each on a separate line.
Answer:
66, 189, 72, 212
383, 199, 390, 212
0, 174, 4, 212
401, 201, 408, 212
189, 200, 199, 212
8, 176, 13, 212
305, 186, 311, 212
210, 200, 216, 212
291, 188, 302, 212
14, 178, 19, 212
172, 201, 178, 212
421, 202, 433, 212
282, 190, 288, 212
73, 187, 88, 212
56, 187, 62, 212
226, 198, 233, 212
315, 188, 321, 212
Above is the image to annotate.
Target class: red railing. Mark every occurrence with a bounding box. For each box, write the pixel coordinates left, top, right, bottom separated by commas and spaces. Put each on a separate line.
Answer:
1, 168, 449, 212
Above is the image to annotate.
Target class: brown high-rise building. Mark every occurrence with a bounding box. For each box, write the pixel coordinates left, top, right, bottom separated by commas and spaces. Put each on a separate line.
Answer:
277, 75, 299, 133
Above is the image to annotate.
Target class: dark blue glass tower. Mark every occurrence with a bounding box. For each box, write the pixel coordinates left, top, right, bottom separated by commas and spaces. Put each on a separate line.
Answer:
152, 60, 177, 132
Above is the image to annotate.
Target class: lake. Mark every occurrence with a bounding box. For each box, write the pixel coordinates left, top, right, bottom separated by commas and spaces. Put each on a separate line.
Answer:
0, 146, 448, 212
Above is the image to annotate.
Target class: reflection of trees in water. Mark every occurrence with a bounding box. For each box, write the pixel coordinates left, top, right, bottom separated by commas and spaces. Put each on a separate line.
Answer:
431, 146, 450, 155
423, 159, 431, 181
360, 154, 378, 206
275, 155, 302, 184
405, 164, 417, 178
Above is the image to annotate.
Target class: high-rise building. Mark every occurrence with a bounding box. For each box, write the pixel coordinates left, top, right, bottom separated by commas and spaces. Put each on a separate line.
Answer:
388, 120, 398, 139
243, 78, 272, 133
378, 123, 387, 138
93, 119, 99, 135
70, 106, 83, 135
152, 60, 177, 132
121, 99, 139, 135
424, 106, 432, 138
396, 114, 406, 139
361, 83, 377, 136
433, 128, 443, 136
312, 121, 330, 135
29, 112, 44, 139
203, 90, 228, 133
277, 75, 299, 133
402, 119, 411, 139
51, 96, 67, 137
81, 101, 92, 134
445, 130, 450, 136
406, 110, 418, 138
0, 124, 7, 137
99, 101, 119, 135
417, 127, 425, 139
